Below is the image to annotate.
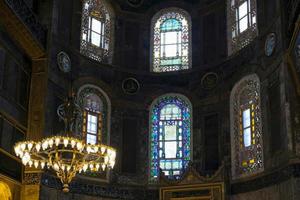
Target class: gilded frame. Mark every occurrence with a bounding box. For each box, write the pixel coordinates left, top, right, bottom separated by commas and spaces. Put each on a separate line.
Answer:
159, 182, 224, 200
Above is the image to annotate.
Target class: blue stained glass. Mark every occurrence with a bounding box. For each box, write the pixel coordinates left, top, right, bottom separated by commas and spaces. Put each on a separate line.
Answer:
161, 19, 182, 32
152, 11, 190, 72
150, 95, 191, 181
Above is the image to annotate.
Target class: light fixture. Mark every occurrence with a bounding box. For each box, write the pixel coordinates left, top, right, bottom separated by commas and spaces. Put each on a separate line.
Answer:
14, 92, 116, 192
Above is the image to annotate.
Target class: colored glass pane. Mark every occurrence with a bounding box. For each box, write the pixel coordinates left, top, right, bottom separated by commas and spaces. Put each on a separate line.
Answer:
230, 74, 264, 179
161, 19, 182, 31
152, 10, 191, 72
150, 95, 191, 182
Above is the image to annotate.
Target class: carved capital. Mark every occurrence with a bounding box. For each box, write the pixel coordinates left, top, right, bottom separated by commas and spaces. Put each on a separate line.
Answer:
23, 173, 41, 185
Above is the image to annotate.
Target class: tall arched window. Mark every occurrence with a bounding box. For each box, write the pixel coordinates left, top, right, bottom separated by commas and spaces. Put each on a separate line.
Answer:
230, 74, 264, 179
80, 0, 114, 63
77, 85, 111, 145
227, 0, 258, 55
150, 8, 192, 72
149, 94, 192, 182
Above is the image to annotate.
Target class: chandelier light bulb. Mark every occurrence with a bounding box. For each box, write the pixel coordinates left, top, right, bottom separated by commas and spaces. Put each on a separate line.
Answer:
101, 147, 106, 154
55, 137, 60, 146
71, 140, 76, 148
89, 164, 94, 170
83, 164, 88, 172
36, 143, 41, 152
110, 160, 115, 168
48, 139, 54, 148
28, 160, 33, 167
42, 141, 48, 150
34, 161, 39, 168
20, 143, 26, 151
27, 143, 33, 151
41, 162, 45, 169
63, 139, 69, 147
87, 146, 91, 153
53, 163, 59, 171
76, 142, 82, 151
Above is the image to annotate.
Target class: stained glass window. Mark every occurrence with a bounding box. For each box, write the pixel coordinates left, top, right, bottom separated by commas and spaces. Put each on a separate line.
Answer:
77, 85, 111, 145
151, 8, 191, 72
149, 95, 192, 182
230, 74, 264, 179
82, 94, 103, 144
227, 0, 258, 55
80, 0, 114, 63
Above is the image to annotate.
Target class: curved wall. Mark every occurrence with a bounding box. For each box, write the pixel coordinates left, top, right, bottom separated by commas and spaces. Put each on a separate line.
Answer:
40, 0, 300, 199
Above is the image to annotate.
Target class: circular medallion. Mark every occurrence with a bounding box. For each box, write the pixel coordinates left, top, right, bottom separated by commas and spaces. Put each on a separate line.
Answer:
122, 78, 140, 95
57, 51, 71, 73
201, 72, 219, 90
126, 0, 143, 7
264, 33, 276, 57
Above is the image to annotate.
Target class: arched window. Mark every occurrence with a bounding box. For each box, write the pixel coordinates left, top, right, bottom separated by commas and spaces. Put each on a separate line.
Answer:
149, 94, 192, 181
80, 0, 114, 63
230, 74, 264, 179
227, 0, 258, 55
77, 85, 111, 145
150, 8, 192, 72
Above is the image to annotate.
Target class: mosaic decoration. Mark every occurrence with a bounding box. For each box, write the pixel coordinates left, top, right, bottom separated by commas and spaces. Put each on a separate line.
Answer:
264, 33, 276, 57
80, 0, 114, 63
227, 0, 258, 55
149, 95, 192, 182
151, 8, 191, 72
57, 51, 71, 73
230, 74, 264, 179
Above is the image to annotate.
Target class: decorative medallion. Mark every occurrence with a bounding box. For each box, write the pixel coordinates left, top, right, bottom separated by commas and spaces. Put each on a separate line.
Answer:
122, 78, 140, 95
264, 33, 276, 57
57, 51, 71, 73
126, 0, 143, 7
201, 72, 219, 90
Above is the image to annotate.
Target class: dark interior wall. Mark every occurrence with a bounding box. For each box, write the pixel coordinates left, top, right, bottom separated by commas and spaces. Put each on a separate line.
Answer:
0, 25, 31, 183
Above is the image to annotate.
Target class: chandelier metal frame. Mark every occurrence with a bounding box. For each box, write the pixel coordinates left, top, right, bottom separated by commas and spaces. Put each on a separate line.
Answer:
14, 89, 116, 192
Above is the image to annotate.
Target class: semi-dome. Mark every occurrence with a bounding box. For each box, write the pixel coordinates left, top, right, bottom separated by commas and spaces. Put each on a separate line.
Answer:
0, 0, 299, 199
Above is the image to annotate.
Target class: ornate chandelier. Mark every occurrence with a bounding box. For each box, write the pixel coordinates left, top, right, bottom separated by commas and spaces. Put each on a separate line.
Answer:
14, 93, 116, 192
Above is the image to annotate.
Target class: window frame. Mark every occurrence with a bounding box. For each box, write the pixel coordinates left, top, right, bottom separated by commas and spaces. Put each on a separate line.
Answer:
80, 0, 114, 63
84, 109, 103, 145
150, 7, 192, 73
149, 94, 193, 183
227, 0, 258, 55
230, 74, 264, 180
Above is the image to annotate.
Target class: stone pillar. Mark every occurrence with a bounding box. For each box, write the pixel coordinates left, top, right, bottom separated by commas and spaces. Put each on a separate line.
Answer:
22, 58, 48, 200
